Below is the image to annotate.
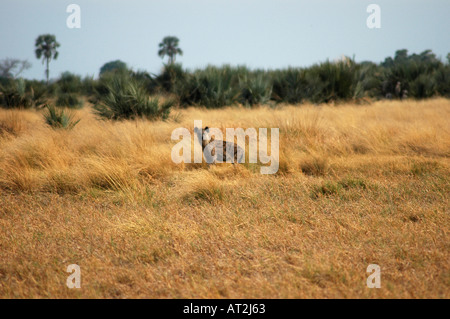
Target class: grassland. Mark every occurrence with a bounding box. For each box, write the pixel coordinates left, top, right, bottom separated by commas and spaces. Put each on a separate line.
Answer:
0, 98, 449, 298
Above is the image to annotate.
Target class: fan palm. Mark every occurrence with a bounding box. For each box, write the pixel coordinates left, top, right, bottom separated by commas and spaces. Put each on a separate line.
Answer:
35, 34, 60, 85
158, 36, 183, 64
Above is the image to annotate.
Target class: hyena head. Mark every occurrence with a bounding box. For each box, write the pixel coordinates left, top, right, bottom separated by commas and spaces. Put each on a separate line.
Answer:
201, 126, 214, 149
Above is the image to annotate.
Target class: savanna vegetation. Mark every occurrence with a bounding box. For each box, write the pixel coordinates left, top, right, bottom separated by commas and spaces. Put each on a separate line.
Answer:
0, 34, 449, 298
0, 98, 449, 298
2, 48, 450, 116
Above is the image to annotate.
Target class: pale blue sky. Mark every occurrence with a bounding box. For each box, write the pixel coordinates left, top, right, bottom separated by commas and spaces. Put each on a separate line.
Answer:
1, 0, 449, 80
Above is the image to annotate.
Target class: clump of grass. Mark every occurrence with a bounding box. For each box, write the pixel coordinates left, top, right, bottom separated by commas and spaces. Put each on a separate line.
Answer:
410, 160, 439, 176
310, 177, 367, 198
310, 181, 342, 198
299, 155, 329, 176
337, 177, 367, 190
184, 178, 226, 204
0, 110, 26, 135
43, 104, 80, 129
191, 186, 224, 203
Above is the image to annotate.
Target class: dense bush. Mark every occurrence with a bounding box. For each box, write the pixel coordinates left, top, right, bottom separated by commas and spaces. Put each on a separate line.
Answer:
93, 73, 174, 120
0, 78, 47, 108
3, 49, 449, 110
305, 58, 358, 103
435, 65, 450, 97
157, 63, 186, 93
131, 70, 158, 95
99, 60, 128, 77
55, 72, 84, 108
239, 72, 272, 106
176, 65, 242, 108
380, 49, 444, 99
271, 68, 309, 104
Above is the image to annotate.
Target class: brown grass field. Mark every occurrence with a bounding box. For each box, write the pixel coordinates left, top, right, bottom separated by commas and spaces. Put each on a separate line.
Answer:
0, 98, 449, 298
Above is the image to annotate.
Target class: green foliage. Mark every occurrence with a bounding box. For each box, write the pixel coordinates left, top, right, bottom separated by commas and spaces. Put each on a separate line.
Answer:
311, 181, 342, 198
93, 73, 173, 120
270, 58, 359, 104
55, 72, 84, 108
176, 65, 245, 108
43, 104, 80, 129
99, 60, 128, 77
35, 34, 60, 84
353, 62, 383, 99
131, 70, 158, 95
306, 58, 358, 103
158, 36, 183, 65
81, 75, 97, 96
157, 63, 186, 93
56, 93, 83, 108
0, 78, 47, 109
409, 74, 437, 99
271, 68, 309, 104
10, 47, 450, 109
381, 49, 443, 99
239, 72, 272, 106
434, 65, 450, 97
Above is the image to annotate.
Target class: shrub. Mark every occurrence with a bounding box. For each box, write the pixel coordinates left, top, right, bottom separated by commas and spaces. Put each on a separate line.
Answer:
43, 104, 80, 129
434, 65, 450, 97
353, 62, 383, 99
239, 73, 272, 106
99, 60, 128, 77
131, 70, 158, 95
56, 92, 83, 108
176, 65, 242, 108
0, 78, 47, 109
409, 73, 437, 99
157, 63, 186, 93
271, 68, 309, 104
93, 74, 173, 120
54, 72, 84, 108
306, 58, 358, 103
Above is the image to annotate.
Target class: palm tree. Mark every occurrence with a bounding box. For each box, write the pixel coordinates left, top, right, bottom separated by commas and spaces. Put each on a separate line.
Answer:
158, 36, 183, 64
35, 34, 60, 85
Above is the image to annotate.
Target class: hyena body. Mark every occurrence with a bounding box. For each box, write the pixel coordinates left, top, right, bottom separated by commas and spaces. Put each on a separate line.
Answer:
195, 126, 244, 164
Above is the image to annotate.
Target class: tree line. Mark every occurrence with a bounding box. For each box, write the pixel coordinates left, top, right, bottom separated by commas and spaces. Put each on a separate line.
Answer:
1, 34, 450, 122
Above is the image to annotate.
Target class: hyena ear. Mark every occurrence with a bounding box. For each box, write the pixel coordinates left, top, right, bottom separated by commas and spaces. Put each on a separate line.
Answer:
204, 126, 209, 132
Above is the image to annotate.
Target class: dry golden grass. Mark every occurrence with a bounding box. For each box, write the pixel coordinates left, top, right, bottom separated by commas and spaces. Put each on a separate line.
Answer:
0, 98, 449, 298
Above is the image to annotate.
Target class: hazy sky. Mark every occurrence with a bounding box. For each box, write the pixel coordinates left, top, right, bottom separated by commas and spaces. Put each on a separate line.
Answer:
1, 0, 449, 80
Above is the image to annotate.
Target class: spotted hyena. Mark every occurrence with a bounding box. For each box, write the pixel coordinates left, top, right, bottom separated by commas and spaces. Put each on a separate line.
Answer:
194, 126, 244, 164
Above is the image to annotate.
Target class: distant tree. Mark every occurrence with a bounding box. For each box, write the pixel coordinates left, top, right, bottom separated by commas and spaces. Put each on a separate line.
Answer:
394, 49, 408, 63
158, 36, 183, 64
35, 34, 60, 85
0, 58, 31, 79
447, 53, 450, 64
99, 60, 128, 76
